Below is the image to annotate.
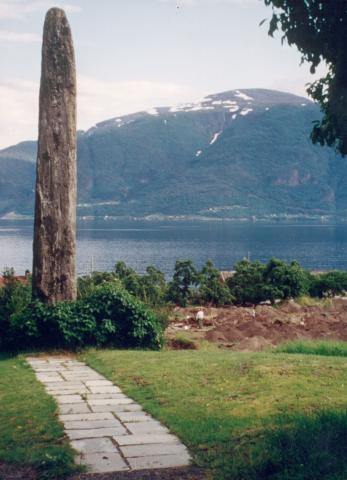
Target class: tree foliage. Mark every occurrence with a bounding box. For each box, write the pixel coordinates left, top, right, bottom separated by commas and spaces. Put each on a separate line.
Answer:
309, 270, 347, 297
198, 260, 234, 306
167, 260, 198, 307
263, 0, 347, 155
228, 258, 309, 305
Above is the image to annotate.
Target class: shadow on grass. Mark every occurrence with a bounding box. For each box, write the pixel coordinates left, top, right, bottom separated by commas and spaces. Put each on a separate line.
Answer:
226, 410, 347, 480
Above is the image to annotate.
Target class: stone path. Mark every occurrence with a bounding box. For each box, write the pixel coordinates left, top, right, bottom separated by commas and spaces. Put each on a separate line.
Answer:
26, 357, 191, 474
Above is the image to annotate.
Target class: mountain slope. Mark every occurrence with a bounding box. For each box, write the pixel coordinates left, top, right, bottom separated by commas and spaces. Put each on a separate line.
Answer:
0, 88, 343, 221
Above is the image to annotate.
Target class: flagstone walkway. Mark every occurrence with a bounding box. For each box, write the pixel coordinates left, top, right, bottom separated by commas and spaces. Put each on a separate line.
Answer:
26, 357, 191, 474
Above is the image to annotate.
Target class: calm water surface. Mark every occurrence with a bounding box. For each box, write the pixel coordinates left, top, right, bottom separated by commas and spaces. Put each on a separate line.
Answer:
1, 220, 347, 275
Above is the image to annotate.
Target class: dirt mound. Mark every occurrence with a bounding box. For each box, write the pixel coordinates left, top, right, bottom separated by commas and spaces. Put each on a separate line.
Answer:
168, 300, 347, 351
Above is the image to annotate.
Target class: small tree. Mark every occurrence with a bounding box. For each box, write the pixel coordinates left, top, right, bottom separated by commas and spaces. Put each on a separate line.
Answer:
141, 266, 167, 305
309, 271, 347, 298
167, 260, 198, 306
199, 260, 233, 306
114, 261, 142, 298
227, 259, 267, 305
263, 258, 309, 302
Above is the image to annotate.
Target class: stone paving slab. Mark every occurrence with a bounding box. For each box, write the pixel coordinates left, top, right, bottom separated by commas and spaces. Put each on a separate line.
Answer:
59, 403, 91, 415
27, 357, 191, 474
77, 452, 129, 473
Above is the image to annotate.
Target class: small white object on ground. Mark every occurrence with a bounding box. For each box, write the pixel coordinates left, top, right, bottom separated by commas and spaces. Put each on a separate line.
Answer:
27, 357, 191, 473
196, 310, 205, 328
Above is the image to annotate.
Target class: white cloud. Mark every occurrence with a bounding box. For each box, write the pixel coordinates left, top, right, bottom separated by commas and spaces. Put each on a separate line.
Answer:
0, 29, 41, 42
0, 0, 81, 19
77, 76, 198, 131
0, 78, 39, 149
0, 76, 199, 148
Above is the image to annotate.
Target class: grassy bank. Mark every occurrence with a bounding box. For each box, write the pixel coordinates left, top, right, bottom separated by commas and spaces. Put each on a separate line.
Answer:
81, 349, 347, 480
0, 354, 77, 479
275, 339, 347, 357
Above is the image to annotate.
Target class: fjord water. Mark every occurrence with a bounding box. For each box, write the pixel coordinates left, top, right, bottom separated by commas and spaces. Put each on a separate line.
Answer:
1, 220, 347, 276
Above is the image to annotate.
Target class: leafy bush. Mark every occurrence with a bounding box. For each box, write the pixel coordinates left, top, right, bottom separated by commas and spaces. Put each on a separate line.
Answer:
228, 258, 310, 305
78, 271, 118, 299
309, 271, 347, 298
227, 259, 266, 305
0, 276, 163, 352
0, 269, 32, 348
198, 260, 234, 306
113, 262, 167, 306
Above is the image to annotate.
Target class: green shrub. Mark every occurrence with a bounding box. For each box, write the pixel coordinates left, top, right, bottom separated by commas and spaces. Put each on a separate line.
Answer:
0, 279, 163, 352
78, 271, 118, 299
113, 262, 167, 306
197, 260, 234, 306
228, 258, 310, 305
309, 271, 347, 298
0, 269, 32, 348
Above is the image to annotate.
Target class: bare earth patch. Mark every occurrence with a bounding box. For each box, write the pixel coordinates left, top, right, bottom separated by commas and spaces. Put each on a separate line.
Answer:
167, 298, 347, 351
0, 462, 37, 480
69, 466, 205, 480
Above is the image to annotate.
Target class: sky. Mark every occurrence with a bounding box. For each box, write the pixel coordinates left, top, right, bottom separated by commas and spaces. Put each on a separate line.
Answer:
0, 0, 326, 149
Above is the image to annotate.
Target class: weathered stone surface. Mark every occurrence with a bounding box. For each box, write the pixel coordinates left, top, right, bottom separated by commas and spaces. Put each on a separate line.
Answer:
54, 394, 83, 404
66, 426, 127, 440
85, 380, 114, 387
124, 421, 169, 435
64, 419, 122, 430
91, 403, 143, 413
88, 397, 132, 406
71, 438, 118, 454
32, 7, 77, 304
59, 412, 115, 422
120, 443, 188, 458
77, 452, 129, 473
127, 453, 191, 470
88, 386, 122, 394
59, 403, 91, 415
115, 412, 151, 423
113, 434, 180, 446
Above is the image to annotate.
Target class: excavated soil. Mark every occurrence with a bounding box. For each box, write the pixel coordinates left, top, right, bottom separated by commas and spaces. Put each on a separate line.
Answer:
167, 299, 347, 351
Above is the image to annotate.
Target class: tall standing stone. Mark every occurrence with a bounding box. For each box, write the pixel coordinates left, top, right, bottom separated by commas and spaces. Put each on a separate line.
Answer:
32, 8, 77, 304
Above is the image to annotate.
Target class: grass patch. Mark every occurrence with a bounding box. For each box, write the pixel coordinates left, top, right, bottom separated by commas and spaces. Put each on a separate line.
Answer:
0, 354, 78, 479
295, 295, 333, 307
81, 349, 347, 480
275, 340, 347, 357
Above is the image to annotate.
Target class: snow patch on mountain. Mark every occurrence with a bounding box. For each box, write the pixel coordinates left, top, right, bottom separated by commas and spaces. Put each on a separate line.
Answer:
240, 108, 253, 116
210, 132, 222, 145
235, 90, 254, 101
147, 108, 159, 116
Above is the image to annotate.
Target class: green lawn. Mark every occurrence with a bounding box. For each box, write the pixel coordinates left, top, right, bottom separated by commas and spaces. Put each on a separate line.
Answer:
1, 348, 347, 479
0, 354, 77, 479
81, 348, 347, 480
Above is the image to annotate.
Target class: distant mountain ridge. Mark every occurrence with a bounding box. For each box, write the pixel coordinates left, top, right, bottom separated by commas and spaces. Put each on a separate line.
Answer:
1, 88, 346, 222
